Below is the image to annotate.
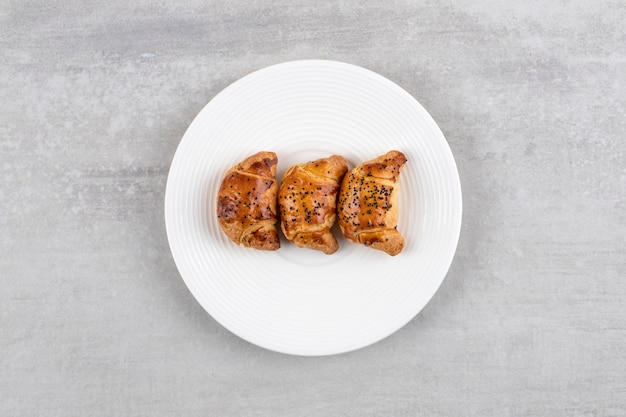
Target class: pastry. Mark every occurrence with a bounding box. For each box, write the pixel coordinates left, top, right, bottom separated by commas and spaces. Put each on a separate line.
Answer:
337, 150, 407, 256
216, 151, 280, 250
278, 155, 348, 254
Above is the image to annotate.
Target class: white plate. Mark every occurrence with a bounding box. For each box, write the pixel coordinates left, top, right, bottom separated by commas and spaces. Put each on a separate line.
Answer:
165, 60, 462, 356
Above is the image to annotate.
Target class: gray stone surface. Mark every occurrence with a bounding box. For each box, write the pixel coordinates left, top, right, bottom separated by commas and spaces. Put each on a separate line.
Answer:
1, 0, 625, 415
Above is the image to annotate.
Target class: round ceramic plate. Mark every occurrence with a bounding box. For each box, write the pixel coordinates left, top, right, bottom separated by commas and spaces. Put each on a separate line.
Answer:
165, 60, 462, 356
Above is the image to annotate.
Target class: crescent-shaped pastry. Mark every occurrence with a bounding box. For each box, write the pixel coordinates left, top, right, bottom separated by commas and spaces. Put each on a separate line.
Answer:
216, 151, 280, 250
278, 155, 348, 254
337, 151, 407, 256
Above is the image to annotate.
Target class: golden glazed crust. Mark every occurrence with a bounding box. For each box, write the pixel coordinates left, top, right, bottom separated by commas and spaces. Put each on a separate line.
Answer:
337, 151, 407, 256
216, 151, 280, 250
278, 155, 348, 254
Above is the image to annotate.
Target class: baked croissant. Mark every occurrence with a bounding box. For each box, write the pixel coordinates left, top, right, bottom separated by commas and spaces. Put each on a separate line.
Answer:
216, 151, 280, 250
337, 150, 407, 256
278, 155, 348, 254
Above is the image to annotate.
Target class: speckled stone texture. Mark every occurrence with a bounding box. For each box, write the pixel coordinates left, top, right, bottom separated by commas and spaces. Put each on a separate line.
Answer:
1, 1, 625, 416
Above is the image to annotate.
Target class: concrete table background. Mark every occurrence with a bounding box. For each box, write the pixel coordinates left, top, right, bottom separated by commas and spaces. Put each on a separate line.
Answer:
2, 0, 624, 415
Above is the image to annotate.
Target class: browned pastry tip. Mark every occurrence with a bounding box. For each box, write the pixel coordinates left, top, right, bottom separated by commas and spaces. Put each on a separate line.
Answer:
236, 151, 278, 178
